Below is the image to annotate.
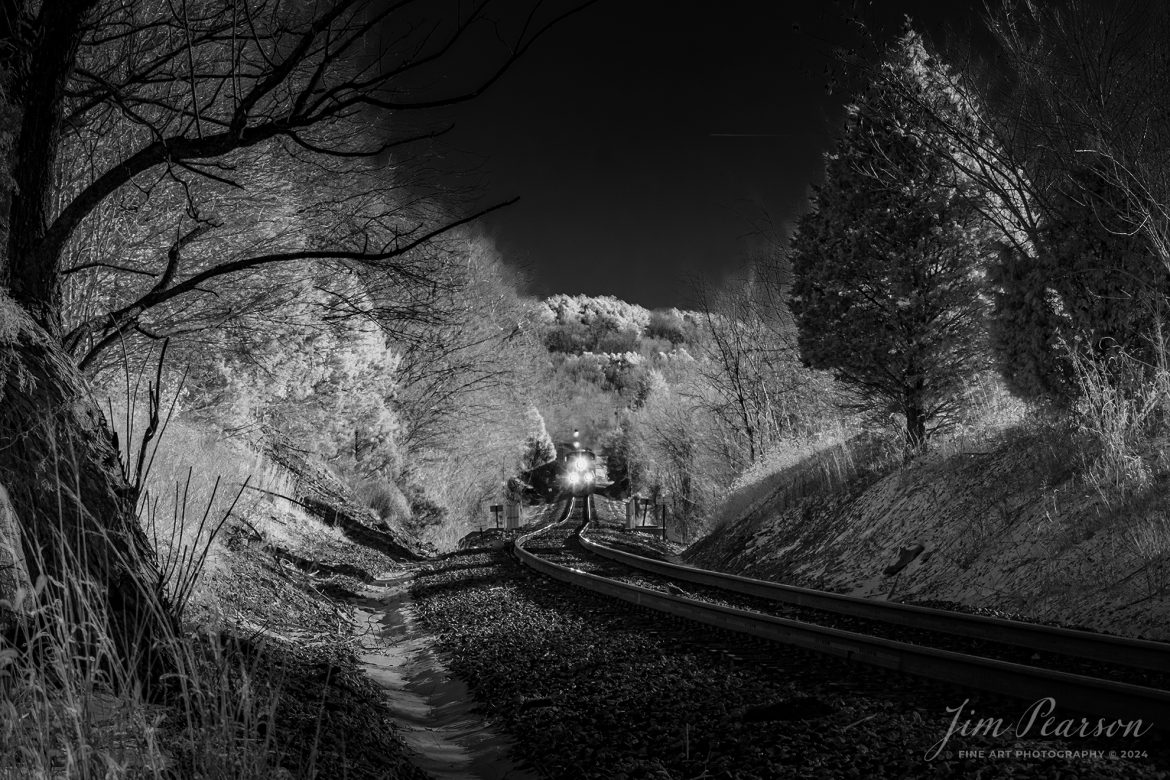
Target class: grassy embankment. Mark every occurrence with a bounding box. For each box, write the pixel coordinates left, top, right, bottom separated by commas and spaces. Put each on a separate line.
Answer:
0, 413, 428, 779
687, 375, 1170, 639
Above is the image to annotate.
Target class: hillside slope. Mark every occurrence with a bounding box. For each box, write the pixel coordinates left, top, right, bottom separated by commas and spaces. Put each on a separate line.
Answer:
685, 431, 1170, 640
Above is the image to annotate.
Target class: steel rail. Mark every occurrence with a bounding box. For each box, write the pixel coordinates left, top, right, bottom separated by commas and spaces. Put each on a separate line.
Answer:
578, 518, 1170, 675
513, 503, 1170, 723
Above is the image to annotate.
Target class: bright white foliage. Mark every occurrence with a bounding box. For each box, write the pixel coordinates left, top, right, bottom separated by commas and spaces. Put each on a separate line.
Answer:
193, 280, 402, 477
541, 294, 652, 333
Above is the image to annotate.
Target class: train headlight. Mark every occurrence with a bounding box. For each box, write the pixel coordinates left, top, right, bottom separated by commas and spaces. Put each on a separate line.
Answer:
584, 472, 594, 483
568, 472, 580, 485
575, 456, 587, 471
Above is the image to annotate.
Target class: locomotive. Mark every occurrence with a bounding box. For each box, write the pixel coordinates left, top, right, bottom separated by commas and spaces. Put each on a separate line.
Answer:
559, 444, 603, 497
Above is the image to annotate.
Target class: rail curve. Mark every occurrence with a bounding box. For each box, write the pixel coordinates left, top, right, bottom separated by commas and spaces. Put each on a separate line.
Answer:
578, 516, 1170, 673
514, 497, 1170, 724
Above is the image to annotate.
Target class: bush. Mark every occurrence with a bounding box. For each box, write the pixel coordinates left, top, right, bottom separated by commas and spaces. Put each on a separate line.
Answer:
645, 309, 687, 344
1067, 345, 1170, 494
356, 478, 413, 526
544, 322, 594, 354
595, 329, 640, 354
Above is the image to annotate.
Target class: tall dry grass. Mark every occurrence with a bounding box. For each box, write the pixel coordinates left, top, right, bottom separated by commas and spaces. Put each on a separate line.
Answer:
0, 505, 288, 779
105, 377, 295, 617
927, 373, 1028, 459
138, 422, 293, 612
704, 424, 901, 536
1123, 514, 1170, 597
1059, 340, 1170, 596
1066, 344, 1170, 494
0, 373, 304, 776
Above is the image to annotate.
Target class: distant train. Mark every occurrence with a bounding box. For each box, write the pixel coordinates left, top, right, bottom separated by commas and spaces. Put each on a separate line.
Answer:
558, 444, 604, 497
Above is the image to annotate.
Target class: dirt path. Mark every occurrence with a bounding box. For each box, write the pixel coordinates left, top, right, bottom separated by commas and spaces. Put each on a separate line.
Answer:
351, 571, 537, 780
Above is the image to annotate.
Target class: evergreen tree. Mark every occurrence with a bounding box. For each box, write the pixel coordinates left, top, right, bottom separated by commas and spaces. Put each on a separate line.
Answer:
520, 406, 557, 472
790, 32, 995, 448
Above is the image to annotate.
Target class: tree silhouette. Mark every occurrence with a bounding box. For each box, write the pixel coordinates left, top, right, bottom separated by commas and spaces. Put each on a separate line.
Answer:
790, 32, 994, 449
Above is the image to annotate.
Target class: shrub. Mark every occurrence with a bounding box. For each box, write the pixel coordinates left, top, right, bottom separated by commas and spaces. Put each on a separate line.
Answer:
595, 329, 640, 354
1067, 344, 1170, 494
356, 478, 413, 526
645, 309, 688, 345
543, 322, 594, 354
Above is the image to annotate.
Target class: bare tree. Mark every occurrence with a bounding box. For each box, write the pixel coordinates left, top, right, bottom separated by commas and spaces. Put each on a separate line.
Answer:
691, 258, 829, 465
390, 235, 542, 461
0, 0, 594, 691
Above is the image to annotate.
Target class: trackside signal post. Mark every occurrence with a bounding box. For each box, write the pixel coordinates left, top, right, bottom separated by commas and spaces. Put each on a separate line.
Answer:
490, 504, 503, 531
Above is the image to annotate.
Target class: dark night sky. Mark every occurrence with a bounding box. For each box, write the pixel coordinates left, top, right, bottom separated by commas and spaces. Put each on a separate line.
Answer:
425, 1, 987, 309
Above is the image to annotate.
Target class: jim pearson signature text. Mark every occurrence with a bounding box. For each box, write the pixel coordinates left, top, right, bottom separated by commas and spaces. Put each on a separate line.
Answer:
926, 698, 1153, 761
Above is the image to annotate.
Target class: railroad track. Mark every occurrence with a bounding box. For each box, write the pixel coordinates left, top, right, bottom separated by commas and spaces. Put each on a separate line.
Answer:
514, 496, 1170, 725
581, 499, 1169, 673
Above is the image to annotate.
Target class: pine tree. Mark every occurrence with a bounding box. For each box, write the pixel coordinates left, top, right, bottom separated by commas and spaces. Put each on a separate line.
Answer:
520, 406, 557, 472
790, 31, 995, 448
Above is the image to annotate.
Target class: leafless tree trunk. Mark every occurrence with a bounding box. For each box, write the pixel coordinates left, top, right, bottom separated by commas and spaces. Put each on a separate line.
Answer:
690, 260, 809, 466
0, 309, 175, 689
0, 0, 177, 692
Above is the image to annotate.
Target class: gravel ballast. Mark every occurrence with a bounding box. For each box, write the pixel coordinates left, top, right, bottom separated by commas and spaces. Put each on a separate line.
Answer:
409, 543, 1167, 779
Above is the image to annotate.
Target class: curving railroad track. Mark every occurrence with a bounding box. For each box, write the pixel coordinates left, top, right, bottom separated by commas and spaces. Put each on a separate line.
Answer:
514, 495, 1170, 726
